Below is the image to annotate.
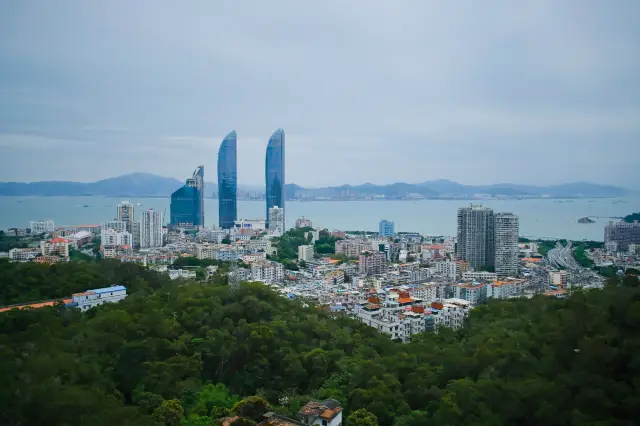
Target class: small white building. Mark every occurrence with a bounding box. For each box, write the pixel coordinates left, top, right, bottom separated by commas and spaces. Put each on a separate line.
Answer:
268, 206, 285, 236
462, 271, 498, 282
168, 269, 197, 280
297, 400, 343, 426
71, 285, 127, 312
234, 219, 267, 230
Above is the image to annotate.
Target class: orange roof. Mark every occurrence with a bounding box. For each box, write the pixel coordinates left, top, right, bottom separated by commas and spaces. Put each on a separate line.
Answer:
0, 298, 73, 313
544, 289, 567, 296
50, 237, 70, 243
398, 297, 414, 304
522, 257, 542, 262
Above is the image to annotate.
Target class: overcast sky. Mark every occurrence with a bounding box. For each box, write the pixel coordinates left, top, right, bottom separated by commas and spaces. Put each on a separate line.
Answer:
1, 1, 639, 187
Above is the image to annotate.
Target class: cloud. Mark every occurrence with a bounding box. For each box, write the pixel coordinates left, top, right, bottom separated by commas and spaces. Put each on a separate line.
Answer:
0, 0, 639, 187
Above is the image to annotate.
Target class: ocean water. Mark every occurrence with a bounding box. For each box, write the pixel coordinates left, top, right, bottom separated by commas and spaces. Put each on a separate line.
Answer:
0, 196, 638, 241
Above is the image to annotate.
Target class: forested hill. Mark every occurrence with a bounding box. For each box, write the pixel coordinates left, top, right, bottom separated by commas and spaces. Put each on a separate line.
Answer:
1, 260, 639, 426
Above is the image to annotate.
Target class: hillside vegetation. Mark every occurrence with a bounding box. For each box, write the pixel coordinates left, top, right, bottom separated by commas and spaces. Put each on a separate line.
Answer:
1, 261, 639, 426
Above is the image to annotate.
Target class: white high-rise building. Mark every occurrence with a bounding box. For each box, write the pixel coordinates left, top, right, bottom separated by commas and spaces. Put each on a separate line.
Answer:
268, 206, 285, 236
29, 220, 55, 234
102, 221, 127, 232
494, 213, 519, 277
117, 201, 135, 233
140, 209, 163, 248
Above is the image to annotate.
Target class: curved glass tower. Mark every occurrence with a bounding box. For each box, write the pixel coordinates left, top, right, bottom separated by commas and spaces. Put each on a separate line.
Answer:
217, 131, 237, 229
265, 128, 285, 229
170, 166, 204, 229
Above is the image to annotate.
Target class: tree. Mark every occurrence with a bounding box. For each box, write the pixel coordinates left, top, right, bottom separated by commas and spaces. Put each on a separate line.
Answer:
152, 399, 184, 426
347, 408, 379, 426
232, 396, 269, 422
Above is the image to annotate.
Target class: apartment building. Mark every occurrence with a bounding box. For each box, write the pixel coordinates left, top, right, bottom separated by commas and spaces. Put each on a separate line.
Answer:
605, 220, 640, 252
495, 212, 519, 277
453, 281, 488, 306
298, 245, 315, 262
335, 239, 372, 258
9, 248, 41, 261
40, 237, 71, 258
70, 285, 127, 312
358, 251, 387, 275
462, 271, 498, 282
430, 299, 471, 330
29, 220, 55, 234
250, 261, 284, 283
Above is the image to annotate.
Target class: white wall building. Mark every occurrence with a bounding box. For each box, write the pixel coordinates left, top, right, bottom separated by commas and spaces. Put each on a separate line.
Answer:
432, 298, 471, 330
454, 282, 488, 307
117, 201, 135, 233
295, 217, 313, 228
71, 285, 127, 311
102, 221, 127, 232
40, 237, 71, 257
462, 271, 498, 282
234, 219, 266, 230
268, 206, 285, 236
168, 269, 197, 280
140, 209, 163, 248
435, 260, 459, 280
250, 261, 284, 283
101, 228, 132, 246
29, 220, 55, 234
298, 244, 315, 262
9, 248, 41, 261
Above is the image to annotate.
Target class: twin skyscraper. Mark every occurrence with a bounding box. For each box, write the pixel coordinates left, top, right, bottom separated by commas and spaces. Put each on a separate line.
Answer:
169, 129, 285, 230
217, 129, 285, 230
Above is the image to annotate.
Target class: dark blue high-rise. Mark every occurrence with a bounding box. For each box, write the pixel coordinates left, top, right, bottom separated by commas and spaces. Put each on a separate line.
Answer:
217, 131, 237, 229
170, 166, 204, 229
265, 129, 285, 228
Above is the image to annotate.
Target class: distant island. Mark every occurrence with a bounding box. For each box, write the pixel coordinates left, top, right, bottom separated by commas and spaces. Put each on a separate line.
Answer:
0, 173, 633, 199
624, 212, 640, 223
578, 217, 596, 224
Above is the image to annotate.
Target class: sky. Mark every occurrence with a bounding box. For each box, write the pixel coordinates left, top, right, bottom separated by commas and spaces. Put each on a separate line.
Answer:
0, 1, 639, 188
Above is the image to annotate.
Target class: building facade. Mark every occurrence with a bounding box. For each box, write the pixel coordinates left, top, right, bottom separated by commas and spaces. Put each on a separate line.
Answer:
298, 244, 314, 262
379, 219, 395, 237
295, 217, 313, 228
358, 251, 387, 275
268, 206, 285, 236
265, 129, 285, 229
140, 209, 163, 248
101, 228, 132, 246
605, 220, 640, 252
29, 220, 55, 234
117, 201, 135, 233
70, 285, 127, 312
218, 131, 237, 229
456, 204, 495, 270
494, 212, 519, 277
170, 166, 204, 228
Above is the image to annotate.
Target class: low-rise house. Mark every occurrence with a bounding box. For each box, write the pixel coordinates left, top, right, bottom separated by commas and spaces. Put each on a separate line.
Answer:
69, 285, 127, 312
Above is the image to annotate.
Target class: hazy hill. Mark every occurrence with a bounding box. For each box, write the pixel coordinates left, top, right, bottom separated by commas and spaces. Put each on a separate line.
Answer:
0, 174, 631, 198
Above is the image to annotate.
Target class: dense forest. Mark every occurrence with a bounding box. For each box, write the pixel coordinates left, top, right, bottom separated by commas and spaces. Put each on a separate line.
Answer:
1, 260, 639, 425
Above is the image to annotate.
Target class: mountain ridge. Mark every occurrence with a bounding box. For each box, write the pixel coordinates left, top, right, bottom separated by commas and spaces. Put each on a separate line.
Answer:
0, 173, 632, 198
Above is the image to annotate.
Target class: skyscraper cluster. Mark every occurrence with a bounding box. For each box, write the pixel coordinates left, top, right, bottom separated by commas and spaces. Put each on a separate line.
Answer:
456, 204, 519, 277
168, 129, 285, 232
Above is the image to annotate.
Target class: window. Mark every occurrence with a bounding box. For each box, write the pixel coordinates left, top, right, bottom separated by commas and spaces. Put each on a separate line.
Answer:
322, 421, 327, 426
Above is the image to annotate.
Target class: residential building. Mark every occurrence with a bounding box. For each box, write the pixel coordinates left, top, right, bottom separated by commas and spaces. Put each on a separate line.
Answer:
218, 131, 237, 229
605, 220, 640, 252
40, 237, 71, 258
243, 252, 267, 263
295, 217, 313, 228
0, 252, 8, 259
266, 129, 285, 229
9, 248, 40, 261
102, 220, 127, 232
117, 201, 135, 233
325, 270, 345, 285
462, 271, 498, 282
550, 270, 569, 287
435, 260, 459, 280
431, 299, 471, 330
250, 261, 284, 283
101, 229, 132, 246
29, 220, 55, 234
358, 251, 387, 275
354, 294, 427, 342
456, 204, 495, 270
268, 206, 285, 236
131, 221, 141, 249
453, 281, 488, 306
495, 212, 519, 277
70, 285, 127, 312
298, 244, 315, 262
140, 209, 163, 248
170, 166, 204, 228
335, 239, 372, 258
487, 279, 526, 299
379, 219, 395, 237
296, 400, 343, 426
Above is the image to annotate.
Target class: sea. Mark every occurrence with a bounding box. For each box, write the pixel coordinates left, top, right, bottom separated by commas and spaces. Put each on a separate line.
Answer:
1, 196, 638, 241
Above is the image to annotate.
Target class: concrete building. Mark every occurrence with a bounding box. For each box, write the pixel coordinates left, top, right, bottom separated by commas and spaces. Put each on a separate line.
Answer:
101, 228, 132, 246
335, 239, 371, 258
379, 219, 395, 237
298, 244, 314, 262
140, 209, 163, 248
117, 201, 135, 233
358, 251, 386, 275
70, 285, 127, 312
431, 299, 471, 330
295, 217, 313, 228
250, 261, 284, 283
102, 221, 127, 232
325, 270, 345, 285
462, 271, 498, 282
550, 270, 569, 287
456, 204, 495, 270
453, 281, 488, 306
435, 260, 459, 280
168, 269, 197, 280
296, 400, 343, 426
29, 220, 55, 234
40, 237, 71, 258
268, 206, 285, 236
9, 248, 40, 261
487, 279, 526, 299
495, 212, 519, 277
234, 219, 267, 230
605, 220, 640, 252
354, 293, 428, 342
